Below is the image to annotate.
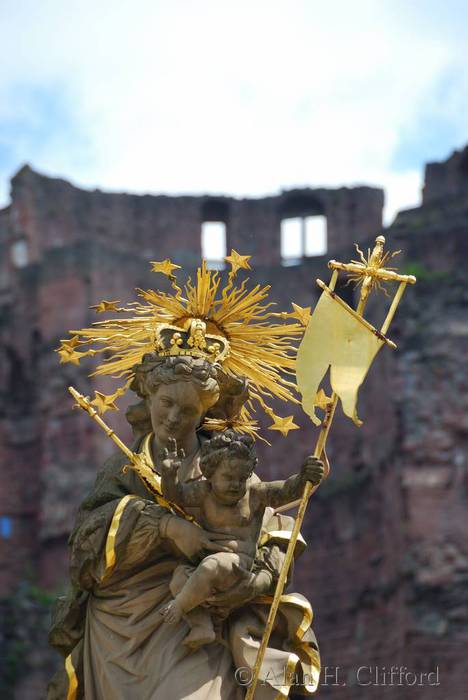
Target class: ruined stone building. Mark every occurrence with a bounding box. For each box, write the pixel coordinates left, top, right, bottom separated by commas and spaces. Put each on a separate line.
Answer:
0, 147, 467, 698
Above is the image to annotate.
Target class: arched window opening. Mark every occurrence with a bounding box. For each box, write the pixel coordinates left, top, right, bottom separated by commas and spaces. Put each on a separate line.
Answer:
11, 238, 29, 268
304, 215, 327, 256
201, 222, 227, 270
280, 192, 327, 265
280, 218, 302, 266
281, 215, 327, 265
201, 199, 228, 270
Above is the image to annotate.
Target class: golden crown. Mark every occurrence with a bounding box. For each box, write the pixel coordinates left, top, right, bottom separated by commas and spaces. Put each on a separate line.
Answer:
155, 319, 230, 363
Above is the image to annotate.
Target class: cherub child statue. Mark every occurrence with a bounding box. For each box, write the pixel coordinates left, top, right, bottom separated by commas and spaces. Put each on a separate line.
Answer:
159, 430, 324, 649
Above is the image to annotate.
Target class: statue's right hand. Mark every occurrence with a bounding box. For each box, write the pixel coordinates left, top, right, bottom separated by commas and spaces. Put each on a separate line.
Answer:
163, 516, 236, 561
158, 437, 185, 472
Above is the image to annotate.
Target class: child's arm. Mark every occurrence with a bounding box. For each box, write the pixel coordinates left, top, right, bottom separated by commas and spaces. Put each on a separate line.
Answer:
252, 456, 324, 509
160, 438, 209, 507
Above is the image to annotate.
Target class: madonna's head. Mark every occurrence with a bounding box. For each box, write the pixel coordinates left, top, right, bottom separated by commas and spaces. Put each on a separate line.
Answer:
130, 354, 220, 444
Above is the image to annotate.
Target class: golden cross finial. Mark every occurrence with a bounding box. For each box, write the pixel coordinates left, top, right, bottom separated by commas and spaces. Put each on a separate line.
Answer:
328, 234, 416, 318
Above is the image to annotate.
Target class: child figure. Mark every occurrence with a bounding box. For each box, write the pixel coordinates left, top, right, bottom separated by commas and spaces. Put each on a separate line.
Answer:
159, 430, 324, 649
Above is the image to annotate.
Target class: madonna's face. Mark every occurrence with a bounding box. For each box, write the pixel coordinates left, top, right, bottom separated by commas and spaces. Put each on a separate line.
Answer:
148, 381, 205, 446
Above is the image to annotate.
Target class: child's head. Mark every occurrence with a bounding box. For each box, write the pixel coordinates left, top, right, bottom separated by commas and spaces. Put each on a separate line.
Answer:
200, 430, 257, 504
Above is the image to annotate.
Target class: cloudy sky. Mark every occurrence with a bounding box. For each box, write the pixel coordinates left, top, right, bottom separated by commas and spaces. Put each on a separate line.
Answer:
0, 0, 467, 223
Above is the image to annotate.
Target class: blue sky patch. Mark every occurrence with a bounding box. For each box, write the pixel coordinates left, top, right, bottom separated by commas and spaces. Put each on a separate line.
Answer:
391, 69, 468, 171
0, 82, 93, 205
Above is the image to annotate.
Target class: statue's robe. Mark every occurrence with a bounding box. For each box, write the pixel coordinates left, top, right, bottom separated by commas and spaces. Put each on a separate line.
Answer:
48, 434, 320, 700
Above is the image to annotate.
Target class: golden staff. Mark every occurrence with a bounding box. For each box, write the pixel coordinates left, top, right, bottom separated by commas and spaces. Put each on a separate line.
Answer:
245, 236, 416, 700
67, 386, 195, 522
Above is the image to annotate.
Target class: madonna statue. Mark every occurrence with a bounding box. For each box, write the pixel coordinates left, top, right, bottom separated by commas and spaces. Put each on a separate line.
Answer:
48, 257, 321, 699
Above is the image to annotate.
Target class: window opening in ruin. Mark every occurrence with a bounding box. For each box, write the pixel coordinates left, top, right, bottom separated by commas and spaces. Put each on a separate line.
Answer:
304, 215, 327, 256
0, 516, 12, 539
11, 239, 29, 268
201, 200, 228, 269
281, 218, 302, 266
281, 215, 327, 265
201, 221, 227, 270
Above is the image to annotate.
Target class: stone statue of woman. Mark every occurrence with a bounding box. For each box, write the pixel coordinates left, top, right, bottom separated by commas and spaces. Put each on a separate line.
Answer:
49, 258, 321, 699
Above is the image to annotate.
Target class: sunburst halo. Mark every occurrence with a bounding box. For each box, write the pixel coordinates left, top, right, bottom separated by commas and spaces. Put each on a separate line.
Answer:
56, 254, 307, 437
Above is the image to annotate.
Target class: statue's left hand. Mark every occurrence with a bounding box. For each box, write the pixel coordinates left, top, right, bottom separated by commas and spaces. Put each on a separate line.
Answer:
207, 568, 272, 608
300, 456, 325, 485
163, 515, 237, 562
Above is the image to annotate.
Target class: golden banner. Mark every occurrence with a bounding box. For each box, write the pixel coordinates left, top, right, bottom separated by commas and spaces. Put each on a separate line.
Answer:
297, 289, 385, 426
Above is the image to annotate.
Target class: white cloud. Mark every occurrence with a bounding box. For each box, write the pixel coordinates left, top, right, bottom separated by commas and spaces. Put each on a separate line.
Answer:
0, 0, 467, 223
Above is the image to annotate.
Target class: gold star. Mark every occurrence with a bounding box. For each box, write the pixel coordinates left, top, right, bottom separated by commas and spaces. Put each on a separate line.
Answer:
57, 347, 72, 364
57, 335, 81, 352
225, 250, 251, 275
290, 303, 311, 326
150, 259, 182, 276
57, 347, 89, 365
268, 414, 300, 437
90, 391, 119, 414
90, 300, 121, 314
314, 388, 333, 411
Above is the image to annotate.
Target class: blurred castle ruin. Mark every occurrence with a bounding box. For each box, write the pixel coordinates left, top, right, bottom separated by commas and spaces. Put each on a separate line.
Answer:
1, 147, 467, 698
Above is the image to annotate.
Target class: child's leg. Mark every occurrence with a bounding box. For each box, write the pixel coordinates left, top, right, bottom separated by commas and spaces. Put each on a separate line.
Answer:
160, 553, 240, 624
182, 608, 216, 650
169, 564, 193, 597
175, 552, 241, 613
167, 564, 216, 649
